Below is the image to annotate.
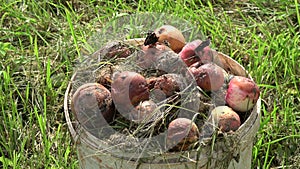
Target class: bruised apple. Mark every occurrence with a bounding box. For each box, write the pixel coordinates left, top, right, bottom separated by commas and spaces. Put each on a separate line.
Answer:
210, 106, 241, 133
144, 25, 186, 53
71, 83, 115, 130
111, 71, 150, 114
93, 41, 134, 59
179, 39, 202, 66
167, 118, 199, 151
129, 100, 161, 123
225, 76, 260, 112
189, 62, 225, 91
153, 74, 181, 98
194, 39, 216, 64
137, 43, 171, 69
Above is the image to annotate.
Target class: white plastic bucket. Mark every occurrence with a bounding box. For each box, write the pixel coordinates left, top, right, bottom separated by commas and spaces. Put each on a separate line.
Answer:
64, 39, 261, 169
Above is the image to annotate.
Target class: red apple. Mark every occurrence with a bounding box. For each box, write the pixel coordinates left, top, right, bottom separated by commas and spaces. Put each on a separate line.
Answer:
179, 39, 202, 66
111, 71, 150, 114
194, 39, 216, 64
189, 62, 225, 91
225, 76, 260, 112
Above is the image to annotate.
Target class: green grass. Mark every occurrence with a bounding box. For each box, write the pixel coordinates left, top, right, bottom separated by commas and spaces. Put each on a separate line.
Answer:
0, 0, 299, 168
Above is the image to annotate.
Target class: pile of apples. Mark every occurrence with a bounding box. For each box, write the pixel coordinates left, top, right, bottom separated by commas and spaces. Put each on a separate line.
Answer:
71, 25, 260, 152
